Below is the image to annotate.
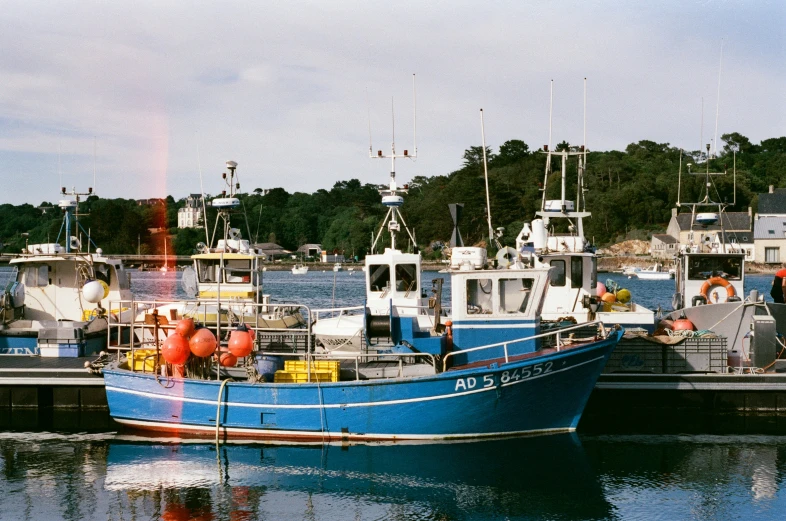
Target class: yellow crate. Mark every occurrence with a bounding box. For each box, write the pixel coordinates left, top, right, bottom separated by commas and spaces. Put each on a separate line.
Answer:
273, 369, 333, 383
130, 349, 160, 371
284, 360, 340, 382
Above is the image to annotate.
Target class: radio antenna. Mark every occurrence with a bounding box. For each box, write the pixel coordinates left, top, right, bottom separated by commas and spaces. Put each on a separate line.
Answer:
366, 87, 373, 156
197, 140, 210, 246
412, 73, 417, 159
713, 39, 724, 158
92, 136, 97, 193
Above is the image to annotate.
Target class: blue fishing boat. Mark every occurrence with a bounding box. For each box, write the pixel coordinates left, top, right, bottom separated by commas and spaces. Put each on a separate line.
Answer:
102, 159, 621, 441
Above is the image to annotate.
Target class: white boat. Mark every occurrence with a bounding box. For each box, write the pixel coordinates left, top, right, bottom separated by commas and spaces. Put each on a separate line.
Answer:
292, 264, 309, 275
311, 137, 436, 353
634, 265, 673, 280
333, 262, 342, 272
515, 81, 656, 332
135, 162, 305, 334
0, 192, 133, 356
622, 266, 640, 277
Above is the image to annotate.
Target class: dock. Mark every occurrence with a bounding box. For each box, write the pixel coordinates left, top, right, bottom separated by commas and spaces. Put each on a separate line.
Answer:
0, 356, 107, 409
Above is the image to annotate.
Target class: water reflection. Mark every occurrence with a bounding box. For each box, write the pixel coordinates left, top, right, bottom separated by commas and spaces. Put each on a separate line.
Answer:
4, 432, 786, 520
0, 433, 611, 521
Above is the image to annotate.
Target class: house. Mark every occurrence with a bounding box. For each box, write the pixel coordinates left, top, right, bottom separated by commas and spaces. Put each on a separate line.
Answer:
756, 186, 786, 217
297, 244, 322, 259
254, 242, 290, 260
753, 217, 786, 263
650, 234, 679, 259
177, 194, 204, 229
665, 207, 753, 259
320, 251, 347, 263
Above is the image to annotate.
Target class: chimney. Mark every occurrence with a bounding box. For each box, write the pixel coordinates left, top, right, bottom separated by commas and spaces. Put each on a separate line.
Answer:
672, 208, 678, 218
770, 185, 774, 194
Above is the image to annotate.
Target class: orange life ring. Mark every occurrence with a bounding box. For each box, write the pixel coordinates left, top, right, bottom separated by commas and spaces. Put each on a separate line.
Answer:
699, 276, 736, 303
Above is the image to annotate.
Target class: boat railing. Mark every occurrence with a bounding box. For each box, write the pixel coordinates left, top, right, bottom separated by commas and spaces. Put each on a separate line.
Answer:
442, 320, 608, 372
310, 305, 365, 322
106, 298, 312, 373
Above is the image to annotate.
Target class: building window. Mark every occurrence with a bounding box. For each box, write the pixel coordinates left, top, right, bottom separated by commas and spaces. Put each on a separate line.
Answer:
765, 247, 780, 263
769, 230, 775, 235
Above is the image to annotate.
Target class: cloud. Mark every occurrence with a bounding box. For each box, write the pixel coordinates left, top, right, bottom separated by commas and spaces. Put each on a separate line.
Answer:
0, 0, 783, 204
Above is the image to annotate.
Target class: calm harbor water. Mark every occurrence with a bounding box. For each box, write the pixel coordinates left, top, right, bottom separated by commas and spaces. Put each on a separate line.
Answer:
1, 268, 785, 520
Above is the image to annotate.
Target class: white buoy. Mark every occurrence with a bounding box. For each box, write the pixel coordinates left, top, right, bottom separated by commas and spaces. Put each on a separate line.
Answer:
83, 280, 104, 303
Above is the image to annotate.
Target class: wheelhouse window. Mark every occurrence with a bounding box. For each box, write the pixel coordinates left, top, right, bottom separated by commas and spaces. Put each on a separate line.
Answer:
195, 259, 220, 283
466, 278, 493, 314
549, 260, 566, 286
225, 259, 252, 283
590, 257, 597, 289
570, 257, 583, 288
369, 264, 391, 292
394, 263, 417, 292
687, 256, 742, 280
499, 278, 534, 314
95, 264, 112, 286
23, 265, 49, 287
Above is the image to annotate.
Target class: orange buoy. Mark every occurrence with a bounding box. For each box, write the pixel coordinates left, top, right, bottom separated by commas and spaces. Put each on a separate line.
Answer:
444, 320, 453, 351
189, 328, 217, 357
161, 333, 190, 365
228, 329, 253, 358
601, 292, 616, 304
175, 317, 195, 338
244, 323, 256, 340
672, 317, 695, 331
219, 351, 238, 367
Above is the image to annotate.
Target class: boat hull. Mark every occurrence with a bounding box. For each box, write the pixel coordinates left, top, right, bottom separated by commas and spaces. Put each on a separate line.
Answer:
104, 330, 621, 442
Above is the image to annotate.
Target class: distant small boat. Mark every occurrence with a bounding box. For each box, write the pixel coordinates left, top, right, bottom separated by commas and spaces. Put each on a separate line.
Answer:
634, 265, 673, 280
333, 262, 342, 272
292, 264, 308, 275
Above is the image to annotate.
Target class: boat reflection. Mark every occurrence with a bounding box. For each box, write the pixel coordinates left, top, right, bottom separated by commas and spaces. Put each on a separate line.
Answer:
105, 434, 613, 520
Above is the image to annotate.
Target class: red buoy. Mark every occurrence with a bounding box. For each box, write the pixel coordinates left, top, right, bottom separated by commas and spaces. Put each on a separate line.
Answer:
672, 317, 695, 331
228, 329, 253, 358
161, 333, 190, 365
175, 317, 195, 338
219, 351, 238, 367
189, 328, 217, 357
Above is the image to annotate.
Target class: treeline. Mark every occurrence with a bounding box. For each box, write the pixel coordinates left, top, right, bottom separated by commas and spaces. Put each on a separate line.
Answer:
1, 132, 784, 259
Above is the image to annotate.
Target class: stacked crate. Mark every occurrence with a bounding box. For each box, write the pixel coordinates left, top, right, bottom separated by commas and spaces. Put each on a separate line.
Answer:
604, 334, 727, 374
273, 360, 341, 383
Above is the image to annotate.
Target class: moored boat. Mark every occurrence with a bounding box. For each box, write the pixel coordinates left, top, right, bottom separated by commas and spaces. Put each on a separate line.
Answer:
138, 161, 305, 332
102, 147, 623, 441
633, 264, 674, 281
0, 189, 133, 357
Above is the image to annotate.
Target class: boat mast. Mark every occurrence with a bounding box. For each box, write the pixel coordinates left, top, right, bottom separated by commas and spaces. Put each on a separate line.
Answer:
480, 108, 494, 249
369, 75, 418, 254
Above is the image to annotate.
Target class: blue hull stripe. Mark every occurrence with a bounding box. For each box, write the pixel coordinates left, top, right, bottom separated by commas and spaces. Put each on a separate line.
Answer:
105, 353, 606, 411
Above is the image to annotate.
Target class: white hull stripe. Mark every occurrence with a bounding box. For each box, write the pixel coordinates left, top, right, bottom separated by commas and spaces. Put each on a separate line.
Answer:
451, 323, 536, 330
112, 417, 575, 440
106, 354, 605, 410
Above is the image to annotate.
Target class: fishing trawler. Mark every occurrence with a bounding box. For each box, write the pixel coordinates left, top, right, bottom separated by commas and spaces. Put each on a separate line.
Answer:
137, 161, 305, 331
515, 81, 656, 332
0, 188, 133, 357
102, 228, 622, 441
101, 88, 623, 442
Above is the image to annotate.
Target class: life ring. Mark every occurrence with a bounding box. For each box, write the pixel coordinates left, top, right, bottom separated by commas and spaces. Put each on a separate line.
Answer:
699, 276, 736, 303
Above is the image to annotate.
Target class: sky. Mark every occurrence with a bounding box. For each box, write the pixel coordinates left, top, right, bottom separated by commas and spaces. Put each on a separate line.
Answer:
0, 0, 783, 205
